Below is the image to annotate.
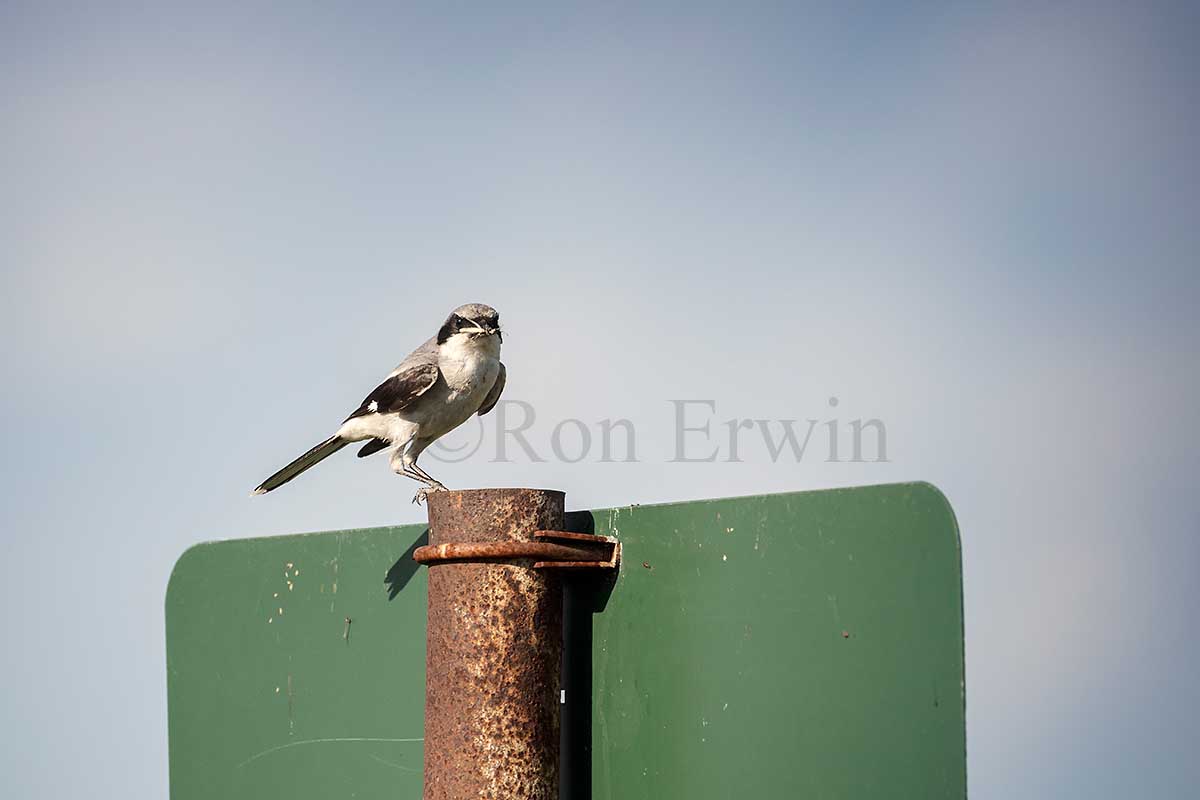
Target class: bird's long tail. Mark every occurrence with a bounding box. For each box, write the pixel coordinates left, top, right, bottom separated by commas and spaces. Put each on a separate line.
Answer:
252, 436, 349, 495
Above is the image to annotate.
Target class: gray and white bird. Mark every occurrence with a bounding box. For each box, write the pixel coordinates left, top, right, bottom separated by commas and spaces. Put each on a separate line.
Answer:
253, 303, 505, 503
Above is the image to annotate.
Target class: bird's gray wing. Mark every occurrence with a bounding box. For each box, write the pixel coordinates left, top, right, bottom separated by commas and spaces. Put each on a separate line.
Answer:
345, 340, 440, 421
477, 362, 506, 416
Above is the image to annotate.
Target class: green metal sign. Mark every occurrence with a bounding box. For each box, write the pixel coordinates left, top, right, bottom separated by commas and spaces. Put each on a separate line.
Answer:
167, 482, 964, 798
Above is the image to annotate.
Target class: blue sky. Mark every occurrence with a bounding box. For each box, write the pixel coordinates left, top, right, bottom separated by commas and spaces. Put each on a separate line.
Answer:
2, 2, 1198, 797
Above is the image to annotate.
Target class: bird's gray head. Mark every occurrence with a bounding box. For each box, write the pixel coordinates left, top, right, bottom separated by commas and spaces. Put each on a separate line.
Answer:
437, 303, 503, 345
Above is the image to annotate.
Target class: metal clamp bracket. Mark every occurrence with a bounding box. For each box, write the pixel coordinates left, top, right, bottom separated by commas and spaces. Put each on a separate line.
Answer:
413, 530, 619, 570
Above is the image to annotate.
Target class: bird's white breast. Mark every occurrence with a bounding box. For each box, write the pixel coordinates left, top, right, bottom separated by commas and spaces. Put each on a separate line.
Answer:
416, 333, 500, 438
439, 334, 500, 392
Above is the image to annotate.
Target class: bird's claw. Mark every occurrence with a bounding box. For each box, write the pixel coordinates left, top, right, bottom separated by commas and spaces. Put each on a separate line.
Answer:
412, 483, 449, 505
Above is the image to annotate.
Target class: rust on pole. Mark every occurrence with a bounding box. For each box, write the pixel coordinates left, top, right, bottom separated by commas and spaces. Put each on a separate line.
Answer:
419, 488, 617, 800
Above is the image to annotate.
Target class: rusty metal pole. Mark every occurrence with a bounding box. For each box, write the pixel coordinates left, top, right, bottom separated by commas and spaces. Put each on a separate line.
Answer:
420, 488, 566, 800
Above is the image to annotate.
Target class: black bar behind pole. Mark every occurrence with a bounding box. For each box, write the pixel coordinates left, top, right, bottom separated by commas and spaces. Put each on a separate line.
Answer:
560, 577, 593, 800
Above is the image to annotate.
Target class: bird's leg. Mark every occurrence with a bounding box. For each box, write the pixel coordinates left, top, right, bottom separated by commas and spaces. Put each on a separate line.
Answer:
408, 462, 447, 492
398, 465, 447, 505
390, 442, 447, 504
397, 467, 437, 505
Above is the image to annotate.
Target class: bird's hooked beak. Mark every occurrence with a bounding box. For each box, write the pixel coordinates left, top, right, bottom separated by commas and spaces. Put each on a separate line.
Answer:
462, 320, 503, 342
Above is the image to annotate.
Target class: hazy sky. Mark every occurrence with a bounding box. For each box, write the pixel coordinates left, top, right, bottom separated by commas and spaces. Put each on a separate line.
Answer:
2, 2, 1198, 798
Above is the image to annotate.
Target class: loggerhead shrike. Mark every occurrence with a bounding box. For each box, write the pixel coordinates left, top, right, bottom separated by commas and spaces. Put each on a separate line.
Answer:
253, 303, 505, 503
